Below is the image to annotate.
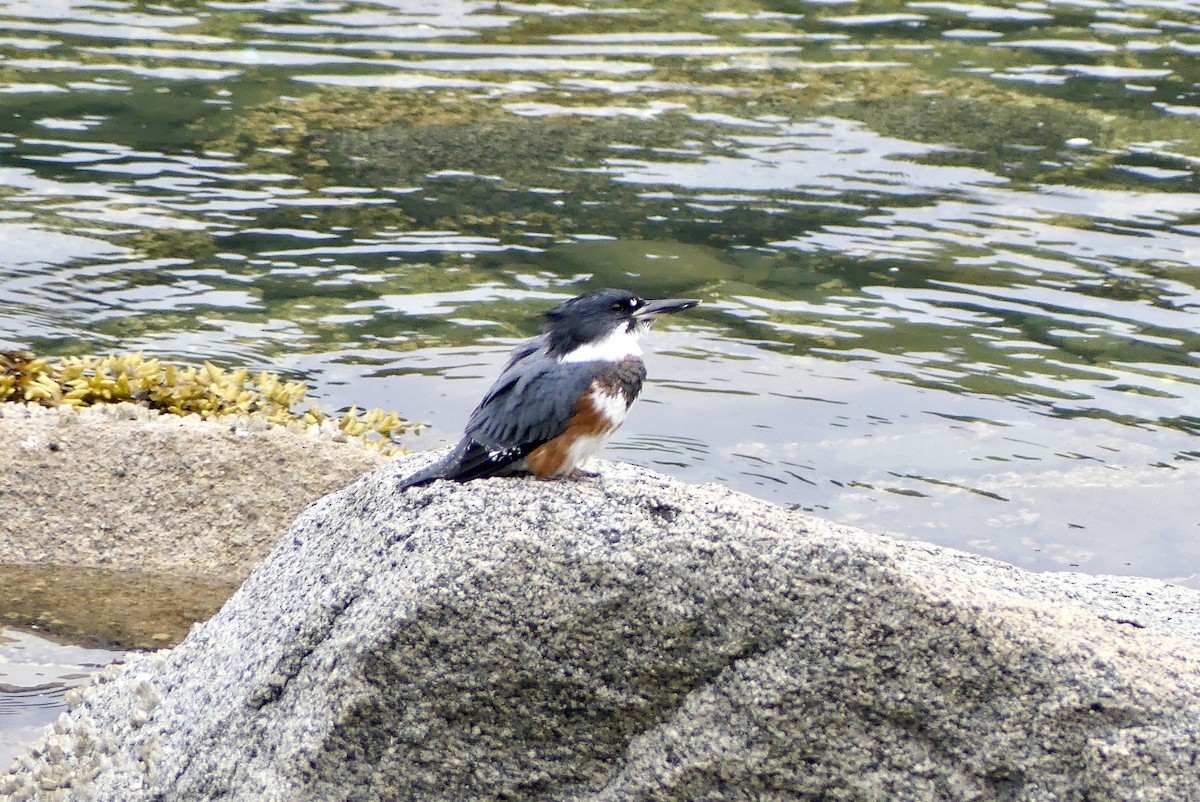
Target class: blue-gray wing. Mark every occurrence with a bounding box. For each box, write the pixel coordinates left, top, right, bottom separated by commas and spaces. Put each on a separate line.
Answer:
397, 341, 596, 490
464, 349, 596, 448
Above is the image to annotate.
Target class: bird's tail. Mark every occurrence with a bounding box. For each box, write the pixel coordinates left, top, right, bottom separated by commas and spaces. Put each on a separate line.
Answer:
395, 452, 458, 490
396, 438, 527, 490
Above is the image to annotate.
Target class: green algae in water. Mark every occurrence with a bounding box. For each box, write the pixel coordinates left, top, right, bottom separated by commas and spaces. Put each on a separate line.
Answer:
832, 94, 1110, 179
0, 0, 1197, 589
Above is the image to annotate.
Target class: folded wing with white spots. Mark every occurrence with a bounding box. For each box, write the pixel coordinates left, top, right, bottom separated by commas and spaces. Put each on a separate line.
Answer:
397, 343, 598, 488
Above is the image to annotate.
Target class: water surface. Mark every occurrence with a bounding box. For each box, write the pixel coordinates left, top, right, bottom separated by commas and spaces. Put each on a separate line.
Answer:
3, 0, 1200, 764
0, 629, 124, 769
1, 0, 1199, 717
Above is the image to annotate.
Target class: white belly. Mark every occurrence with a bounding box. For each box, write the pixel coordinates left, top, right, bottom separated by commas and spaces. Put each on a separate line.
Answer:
589, 386, 631, 428
554, 387, 630, 476
556, 431, 614, 476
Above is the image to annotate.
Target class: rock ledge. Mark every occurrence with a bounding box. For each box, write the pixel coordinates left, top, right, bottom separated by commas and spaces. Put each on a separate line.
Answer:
5, 458, 1200, 801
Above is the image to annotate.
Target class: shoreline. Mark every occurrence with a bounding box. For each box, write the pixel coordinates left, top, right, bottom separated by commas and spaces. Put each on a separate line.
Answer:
6, 457, 1200, 799
0, 401, 389, 581
0, 401, 389, 647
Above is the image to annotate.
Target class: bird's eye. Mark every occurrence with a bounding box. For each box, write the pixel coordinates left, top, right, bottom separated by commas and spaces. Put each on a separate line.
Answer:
610, 301, 624, 312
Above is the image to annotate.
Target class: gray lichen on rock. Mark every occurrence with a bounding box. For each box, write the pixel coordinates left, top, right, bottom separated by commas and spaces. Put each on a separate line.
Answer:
5, 458, 1200, 801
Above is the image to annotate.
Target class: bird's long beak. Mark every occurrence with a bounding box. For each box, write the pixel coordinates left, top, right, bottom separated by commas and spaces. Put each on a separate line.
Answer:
633, 297, 700, 319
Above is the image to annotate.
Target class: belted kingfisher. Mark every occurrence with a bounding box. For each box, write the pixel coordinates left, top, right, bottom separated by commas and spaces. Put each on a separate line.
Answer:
398, 288, 699, 490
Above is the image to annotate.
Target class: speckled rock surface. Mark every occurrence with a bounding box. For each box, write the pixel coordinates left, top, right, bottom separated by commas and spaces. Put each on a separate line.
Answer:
5, 458, 1200, 801
0, 402, 387, 581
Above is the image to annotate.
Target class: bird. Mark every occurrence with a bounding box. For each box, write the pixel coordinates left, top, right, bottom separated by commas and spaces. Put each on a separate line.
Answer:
397, 288, 699, 490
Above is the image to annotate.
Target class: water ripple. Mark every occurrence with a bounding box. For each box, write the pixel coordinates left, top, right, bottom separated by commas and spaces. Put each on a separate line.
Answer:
0, 0, 1198, 605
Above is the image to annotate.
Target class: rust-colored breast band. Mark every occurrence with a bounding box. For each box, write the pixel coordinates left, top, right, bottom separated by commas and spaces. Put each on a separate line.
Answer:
524, 386, 618, 477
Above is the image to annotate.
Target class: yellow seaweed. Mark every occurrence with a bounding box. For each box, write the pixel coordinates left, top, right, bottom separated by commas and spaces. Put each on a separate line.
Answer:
1, 350, 417, 455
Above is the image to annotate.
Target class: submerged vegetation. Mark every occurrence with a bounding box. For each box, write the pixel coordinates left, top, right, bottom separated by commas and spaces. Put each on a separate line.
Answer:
0, 0, 1196, 583
0, 351, 415, 454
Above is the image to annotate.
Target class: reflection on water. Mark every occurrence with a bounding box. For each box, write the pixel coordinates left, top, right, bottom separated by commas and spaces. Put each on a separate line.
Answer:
0, 0, 1198, 686
0, 629, 124, 770
0, 566, 235, 769
0, 565, 238, 652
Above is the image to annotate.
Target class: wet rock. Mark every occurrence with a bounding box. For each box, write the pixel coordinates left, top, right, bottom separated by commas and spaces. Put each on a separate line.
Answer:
0, 402, 387, 582
6, 460, 1200, 801
0, 402, 388, 648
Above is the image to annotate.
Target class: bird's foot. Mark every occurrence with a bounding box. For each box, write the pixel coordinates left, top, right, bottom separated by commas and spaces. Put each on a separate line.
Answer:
567, 467, 600, 480
530, 467, 599, 482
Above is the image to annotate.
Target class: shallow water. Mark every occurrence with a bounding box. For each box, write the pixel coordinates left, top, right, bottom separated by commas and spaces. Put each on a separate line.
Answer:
3, 0, 1199, 569
1, 0, 1200, 762
0, 629, 124, 769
